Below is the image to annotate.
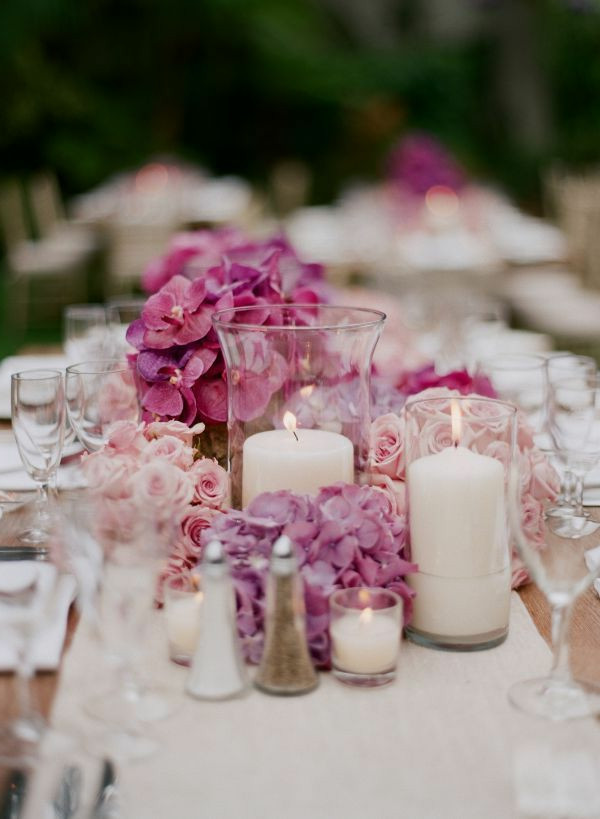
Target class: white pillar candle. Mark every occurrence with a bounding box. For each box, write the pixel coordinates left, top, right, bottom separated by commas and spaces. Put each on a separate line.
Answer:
330, 607, 401, 674
165, 593, 203, 657
407, 445, 510, 638
242, 413, 354, 507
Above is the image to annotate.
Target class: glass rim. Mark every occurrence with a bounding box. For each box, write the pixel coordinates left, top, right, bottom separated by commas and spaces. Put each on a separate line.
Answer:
329, 586, 401, 612
66, 359, 130, 375
547, 375, 598, 391
405, 394, 518, 418
212, 303, 386, 332
63, 303, 107, 314
11, 368, 64, 382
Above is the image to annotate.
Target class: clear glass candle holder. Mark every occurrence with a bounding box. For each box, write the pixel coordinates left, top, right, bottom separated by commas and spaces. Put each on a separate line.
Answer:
404, 395, 517, 651
329, 588, 402, 687
212, 304, 385, 509
163, 571, 203, 666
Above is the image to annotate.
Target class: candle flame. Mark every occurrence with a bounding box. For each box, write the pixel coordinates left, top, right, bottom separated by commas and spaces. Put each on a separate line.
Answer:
359, 607, 373, 625
283, 411, 299, 441
191, 573, 201, 592
451, 399, 461, 446
358, 588, 371, 606
300, 384, 315, 398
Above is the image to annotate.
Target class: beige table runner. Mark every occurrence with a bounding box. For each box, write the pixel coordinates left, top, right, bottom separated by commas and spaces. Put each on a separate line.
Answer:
51, 593, 600, 819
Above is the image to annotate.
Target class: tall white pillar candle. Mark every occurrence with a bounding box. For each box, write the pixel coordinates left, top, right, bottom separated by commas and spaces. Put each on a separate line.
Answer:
242, 424, 354, 508
407, 445, 510, 638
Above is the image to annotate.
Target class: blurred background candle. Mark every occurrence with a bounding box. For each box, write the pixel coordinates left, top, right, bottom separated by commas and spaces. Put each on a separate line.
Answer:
329, 588, 402, 687
242, 412, 353, 507
405, 397, 515, 650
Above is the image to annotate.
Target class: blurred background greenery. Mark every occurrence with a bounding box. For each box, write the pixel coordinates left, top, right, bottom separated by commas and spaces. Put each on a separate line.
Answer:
2, 0, 600, 207
1, 0, 600, 358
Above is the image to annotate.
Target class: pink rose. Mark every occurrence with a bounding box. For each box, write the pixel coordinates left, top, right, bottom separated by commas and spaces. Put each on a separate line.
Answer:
145, 419, 205, 446
132, 460, 195, 521
369, 413, 405, 479
464, 398, 514, 451
416, 417, 474, 457
106, 421, 147, 456
481, 440, 511, 472
81, 452, 132, 499
189, 458, 230, 509
528, 448, 560, 502
141, 435, 195, 470
181, 506, 221, 557
367, 472, 407, 517
516, 410, 535, 451
511, 552, 531, 589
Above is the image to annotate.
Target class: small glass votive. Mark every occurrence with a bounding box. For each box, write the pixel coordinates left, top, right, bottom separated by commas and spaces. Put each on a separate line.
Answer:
329, 588, 402, 687
163, 571, 203, 666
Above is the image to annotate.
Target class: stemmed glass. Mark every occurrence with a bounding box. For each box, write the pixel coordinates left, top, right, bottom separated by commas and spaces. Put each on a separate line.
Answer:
547, 378, 600, 538
476, 353, 548, 446
545, 354, 598, 517
11, 370, 65, 544
105, 296, 146, 358
65, 360, 139, 452
63, 304, 112, 364
0, 561, 72, 765
507, 464, 600, 719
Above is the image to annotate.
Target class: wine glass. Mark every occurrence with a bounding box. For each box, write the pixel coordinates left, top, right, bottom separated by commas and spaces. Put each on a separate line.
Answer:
547, 378, 600, 538
544, 354, 598, 517
507, 464, 600, 719
0, 561, 73, 766
80, 502, 179, 762
65, 360, 139, 452
63, 304, 112, 364
11, 370, 65, 544
105, 296, 146, 358
476, 353, 548, 445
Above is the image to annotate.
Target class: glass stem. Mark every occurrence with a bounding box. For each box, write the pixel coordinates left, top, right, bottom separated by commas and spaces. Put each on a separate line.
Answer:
572, 472, 585, 518
35, 481, 50, 527
549, 601, 573, 684
562, 468, 574, 505
14, 644, 41, 740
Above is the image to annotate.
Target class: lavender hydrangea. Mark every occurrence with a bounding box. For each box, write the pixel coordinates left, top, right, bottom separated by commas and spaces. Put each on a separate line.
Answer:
189, 483, 416, 668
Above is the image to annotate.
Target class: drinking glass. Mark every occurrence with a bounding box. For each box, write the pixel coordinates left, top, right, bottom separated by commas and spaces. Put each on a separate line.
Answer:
105, 296, 146, 358
476, 353, 547, 445
544, 354, 598, 517
546, 379, 600, 538
0, 562, 72, 765
63, 304, 112, 364
65, 360, 139, 452
11, 370, 65, 544
507, 464, 600, 719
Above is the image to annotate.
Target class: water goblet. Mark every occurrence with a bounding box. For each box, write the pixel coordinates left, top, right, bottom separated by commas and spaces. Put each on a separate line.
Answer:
507, 464, 600, 719
65, 360, 139, 452
476, 353, 547, 445
63, 304, 112, 364
11, 370, 65, 544
544, 354, 598, 517
105, 296, 146, 358
547, 378, 600, 538
0, 561, 72, 766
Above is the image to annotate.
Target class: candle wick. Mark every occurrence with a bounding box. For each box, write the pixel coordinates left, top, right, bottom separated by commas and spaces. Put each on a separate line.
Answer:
293, 430, 299, 442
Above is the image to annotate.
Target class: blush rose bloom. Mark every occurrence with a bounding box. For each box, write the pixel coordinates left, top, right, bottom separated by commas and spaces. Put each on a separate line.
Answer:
145, 419, 205, 445
189, 458, 230, 508
141, 435, 195, 470
528, 448, 560, 502
132, 460, 195, 521
105, 421, 147, 456
369, 412, 405, 480
81, 452, 132, 499
366, 473, 407, 517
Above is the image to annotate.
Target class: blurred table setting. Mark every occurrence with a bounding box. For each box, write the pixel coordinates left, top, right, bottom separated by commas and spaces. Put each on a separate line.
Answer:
1, 152, 600, 817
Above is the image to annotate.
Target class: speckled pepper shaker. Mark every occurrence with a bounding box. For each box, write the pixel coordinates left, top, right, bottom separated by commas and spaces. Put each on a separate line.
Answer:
254, 535, 319, 696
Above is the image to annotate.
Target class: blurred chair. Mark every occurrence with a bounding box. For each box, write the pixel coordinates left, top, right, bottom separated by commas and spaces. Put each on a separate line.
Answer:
0, 173, 98, 331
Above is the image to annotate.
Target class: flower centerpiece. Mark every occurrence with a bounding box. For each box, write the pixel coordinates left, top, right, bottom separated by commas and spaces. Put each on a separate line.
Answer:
162, 483, 416, 668
126, 230, 329, 463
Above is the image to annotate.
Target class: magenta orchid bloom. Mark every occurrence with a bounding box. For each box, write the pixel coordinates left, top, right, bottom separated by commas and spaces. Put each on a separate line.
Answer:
142, 275, 213, 349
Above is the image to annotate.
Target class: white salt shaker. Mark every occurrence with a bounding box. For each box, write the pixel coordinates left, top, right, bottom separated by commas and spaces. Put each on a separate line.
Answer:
186, 540, 248, 700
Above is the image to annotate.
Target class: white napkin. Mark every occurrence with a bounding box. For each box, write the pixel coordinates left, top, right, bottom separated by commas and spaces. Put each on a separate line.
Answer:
0, 563, 76, 671
0, 354, 68, 419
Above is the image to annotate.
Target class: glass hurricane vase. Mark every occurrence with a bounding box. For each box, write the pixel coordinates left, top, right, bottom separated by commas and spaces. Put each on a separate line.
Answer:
213, 304, 385, 509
